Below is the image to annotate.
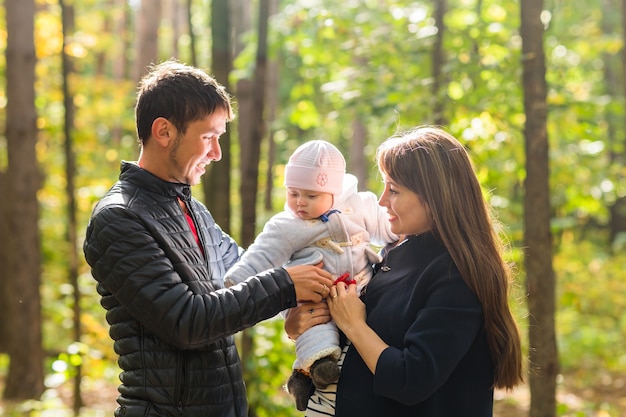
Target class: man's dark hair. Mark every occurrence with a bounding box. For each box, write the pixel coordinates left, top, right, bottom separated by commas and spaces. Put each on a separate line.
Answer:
135, 60, 234, 144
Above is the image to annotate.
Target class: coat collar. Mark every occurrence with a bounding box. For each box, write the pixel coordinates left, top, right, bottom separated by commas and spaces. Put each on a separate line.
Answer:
120, 161, 192, 201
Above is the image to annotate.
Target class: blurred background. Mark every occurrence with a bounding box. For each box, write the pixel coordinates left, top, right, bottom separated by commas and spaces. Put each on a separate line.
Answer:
0, 0, 625, 416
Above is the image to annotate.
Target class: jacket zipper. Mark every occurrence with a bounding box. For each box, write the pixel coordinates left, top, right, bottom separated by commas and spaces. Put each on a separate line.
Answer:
176, 352, 187, 413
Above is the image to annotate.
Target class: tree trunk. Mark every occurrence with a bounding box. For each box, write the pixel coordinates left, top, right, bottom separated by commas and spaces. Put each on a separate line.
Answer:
240, 0, 269, 248
134, 0, 162, 81
609, 0, 626, 245
521, 1, 559, 416
203, 0, 233, 232
431, 0, 447, 126
60, 0, 83, 411
95, 0, 113, 76
186, 0, 197, 66
109, 0, 131, 144
113, 0, 131, 80
263, 0, 279, 212
236, 4, 270, 416
3, 0, 45, 401
232, 0, 252, 236
169, 0, 181, 58
0, 171, 8, 353
231, 0, 250, 56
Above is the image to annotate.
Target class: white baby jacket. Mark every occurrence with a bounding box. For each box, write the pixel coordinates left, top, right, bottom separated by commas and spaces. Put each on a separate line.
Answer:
224, 174, 397, 371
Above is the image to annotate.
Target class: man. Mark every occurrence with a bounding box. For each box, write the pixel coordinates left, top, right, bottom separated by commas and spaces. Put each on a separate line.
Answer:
83, 60, 334, 417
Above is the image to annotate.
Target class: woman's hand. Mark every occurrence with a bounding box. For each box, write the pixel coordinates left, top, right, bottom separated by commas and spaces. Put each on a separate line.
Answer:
328, 282, 388, 374
284, 301, 331, 340
327, 282, 366, 337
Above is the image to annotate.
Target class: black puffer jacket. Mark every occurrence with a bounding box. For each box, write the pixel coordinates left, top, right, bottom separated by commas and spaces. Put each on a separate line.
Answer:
84, 162, 297, 417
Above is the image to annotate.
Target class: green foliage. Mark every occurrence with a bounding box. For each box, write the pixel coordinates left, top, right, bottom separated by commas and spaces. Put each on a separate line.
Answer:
241, 319, 301, 417
0, 0, 624, 414
556, 232, 626, 371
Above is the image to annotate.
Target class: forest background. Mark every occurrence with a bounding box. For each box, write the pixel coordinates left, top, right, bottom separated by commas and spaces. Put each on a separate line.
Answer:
0, 0, 625, 416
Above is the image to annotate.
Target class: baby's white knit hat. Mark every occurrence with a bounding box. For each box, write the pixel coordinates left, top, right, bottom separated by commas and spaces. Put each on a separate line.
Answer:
284, 140, 346, 196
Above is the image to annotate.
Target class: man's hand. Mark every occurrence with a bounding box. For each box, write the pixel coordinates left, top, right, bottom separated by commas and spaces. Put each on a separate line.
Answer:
284, 264, 334, 303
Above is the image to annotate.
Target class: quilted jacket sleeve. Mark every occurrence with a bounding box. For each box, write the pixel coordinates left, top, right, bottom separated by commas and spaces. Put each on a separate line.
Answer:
84, 205, 297, 350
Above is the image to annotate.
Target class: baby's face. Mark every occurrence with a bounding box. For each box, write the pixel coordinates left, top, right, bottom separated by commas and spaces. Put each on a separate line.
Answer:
286, 188, 334, 220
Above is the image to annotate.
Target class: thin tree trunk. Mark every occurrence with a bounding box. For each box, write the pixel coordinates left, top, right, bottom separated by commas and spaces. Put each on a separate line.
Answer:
186, 0, 197, 66
609, 0, 626, 244
263, 79, 277, 211
263, 0, 279, 211
231, 0, 249, 56
60, 0, 83, 412
521, 1, 559, 416
236, 4, 269, 415
96, 0, 113, 76
240, 0, 269, 248
232, 0, 252, 234
110, 0, 131, 144
3, 0, 45, 401
432, 0, 447, 126
204, 0, 232, 232
0, 171, 8, 353
169, 0, 180, 58
134, 0, 162, 81
113, 0, 131, 80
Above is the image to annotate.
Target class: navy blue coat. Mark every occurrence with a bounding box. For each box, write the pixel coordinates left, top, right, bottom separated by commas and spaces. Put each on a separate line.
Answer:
335, 232, 494, 416
84, 162, 297, 417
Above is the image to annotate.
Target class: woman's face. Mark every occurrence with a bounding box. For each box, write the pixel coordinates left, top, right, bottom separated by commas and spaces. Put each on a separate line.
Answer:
378, 175, 432, 236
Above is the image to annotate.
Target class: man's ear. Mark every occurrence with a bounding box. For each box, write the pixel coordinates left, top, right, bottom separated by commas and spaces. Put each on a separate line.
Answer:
151, 117, 174, 147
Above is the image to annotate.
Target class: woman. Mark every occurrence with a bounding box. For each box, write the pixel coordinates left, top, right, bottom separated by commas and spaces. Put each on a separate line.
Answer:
285, 126, 524, 416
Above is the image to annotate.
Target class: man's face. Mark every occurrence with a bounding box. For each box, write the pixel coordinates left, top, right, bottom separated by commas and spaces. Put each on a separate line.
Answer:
168, 110, 228, 186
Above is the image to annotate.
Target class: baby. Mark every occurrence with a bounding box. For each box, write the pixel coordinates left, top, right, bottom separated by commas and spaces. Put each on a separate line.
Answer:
224, 140, 396, 410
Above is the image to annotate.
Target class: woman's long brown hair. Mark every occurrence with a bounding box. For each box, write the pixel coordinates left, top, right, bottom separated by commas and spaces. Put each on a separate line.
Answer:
376, 126, 523, 389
